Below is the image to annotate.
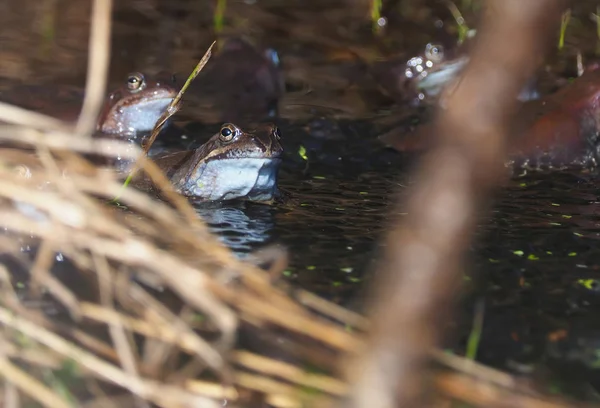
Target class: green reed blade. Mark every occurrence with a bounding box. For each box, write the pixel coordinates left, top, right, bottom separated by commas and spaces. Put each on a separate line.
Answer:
370, 0, 382, 34
595, 7, 600, 55
445, 1, 470, 44
466, 299, 485, 360
558, 9, 571, 51
214, 0, 227, 35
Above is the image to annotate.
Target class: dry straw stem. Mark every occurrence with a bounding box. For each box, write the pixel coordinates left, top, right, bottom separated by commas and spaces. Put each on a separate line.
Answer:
92, 252, 141, 394
0, 307, 221, 408
28, 237, 80, 319
294, 289, 369, 330
0, 126, 141, 159
75, 0, 112, 136
232, 351, 346, 396
186, 376, 336, 408
434, 373, 596, 408
55, 298, 349, 398
0, 103, 68, 131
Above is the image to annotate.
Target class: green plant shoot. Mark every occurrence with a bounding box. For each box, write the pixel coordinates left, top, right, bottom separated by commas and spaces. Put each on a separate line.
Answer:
466, 299, 485, 360
370, 0, 383, 34
558, 9, 571, 50
214, 0, 227, 35
594, 7, 600, 55
446, 1, 470, 44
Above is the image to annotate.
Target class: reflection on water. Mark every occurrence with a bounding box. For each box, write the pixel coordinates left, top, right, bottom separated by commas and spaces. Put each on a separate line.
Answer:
193, 202, 277, 255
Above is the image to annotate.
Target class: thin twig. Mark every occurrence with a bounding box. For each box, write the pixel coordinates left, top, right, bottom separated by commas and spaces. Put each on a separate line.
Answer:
435, 372, 596, 408
75, 0, 113, 136
92, 252, 145, 408
0, 103, 68, 130
0, 126, 141, 159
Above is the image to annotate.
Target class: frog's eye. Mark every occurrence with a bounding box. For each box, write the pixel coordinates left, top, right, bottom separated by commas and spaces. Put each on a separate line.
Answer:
273, 127, 282, 140
424, 43, 444, 63
127, 72, 146, 92
219, 123, 237, 142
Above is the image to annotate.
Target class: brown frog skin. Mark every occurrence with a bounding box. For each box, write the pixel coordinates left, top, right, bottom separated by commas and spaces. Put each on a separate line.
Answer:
506, 69, 600, 169
382, 69, 600, 171
184, 37, 284, 124
134, 123, 284, 202
370, 40, 466, 105
0, 72, 177, 136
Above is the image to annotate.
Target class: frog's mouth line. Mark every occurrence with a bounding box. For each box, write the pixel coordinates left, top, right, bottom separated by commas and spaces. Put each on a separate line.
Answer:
212, 156, 282, 161
204, 152, 283, 162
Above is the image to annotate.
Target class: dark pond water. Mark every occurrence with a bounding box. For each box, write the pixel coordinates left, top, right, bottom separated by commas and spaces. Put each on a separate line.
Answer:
171, 119, 407, 301
168, 119, 600, 400
5, 0, 600, 402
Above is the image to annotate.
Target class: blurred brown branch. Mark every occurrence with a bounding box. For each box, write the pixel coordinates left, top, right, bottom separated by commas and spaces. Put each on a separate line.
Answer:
75, 0, 112, 136
344, 1, 567, 407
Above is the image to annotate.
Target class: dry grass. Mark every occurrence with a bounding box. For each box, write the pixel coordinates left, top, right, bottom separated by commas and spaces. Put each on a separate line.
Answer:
0, 74, 358, 408
0, 124, 365, 406
0, 0, 361, 406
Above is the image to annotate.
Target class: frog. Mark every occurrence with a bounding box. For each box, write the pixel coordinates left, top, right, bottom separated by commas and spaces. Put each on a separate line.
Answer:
404, 42, 467, 101
369, 39, 468, 105
372, 30, 540, 106
0, 71, 178, 137
133, 122, 284, 202
507, 68, 600, 170
382, 68, 600, 171
183, 37, 284, 124
96, 72, 178, 136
